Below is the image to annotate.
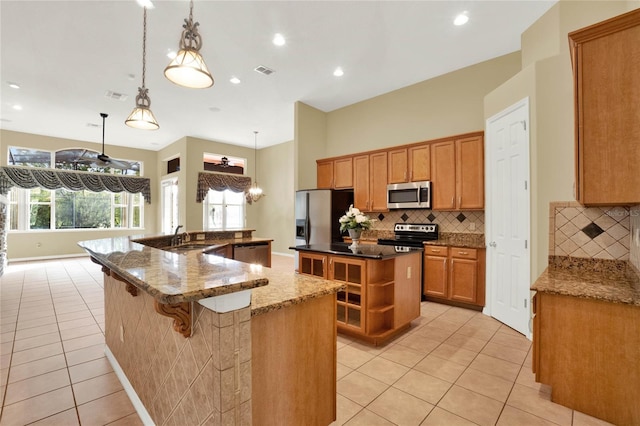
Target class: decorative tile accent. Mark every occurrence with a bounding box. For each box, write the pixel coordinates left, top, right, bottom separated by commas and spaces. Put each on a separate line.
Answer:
456, 213, 467, 223
581, 222, 604, 239
377, 213, 385, 221
549, 201, 630, 261
366, 210, 484, 234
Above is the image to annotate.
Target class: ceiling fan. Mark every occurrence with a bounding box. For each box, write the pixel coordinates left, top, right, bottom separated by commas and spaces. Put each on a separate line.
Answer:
74, 113, 132, 170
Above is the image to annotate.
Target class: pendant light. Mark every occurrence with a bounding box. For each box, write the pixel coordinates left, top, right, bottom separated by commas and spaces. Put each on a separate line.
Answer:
125, 6, 159, 130
164, 0, 214, 89
248, 131, 265, 202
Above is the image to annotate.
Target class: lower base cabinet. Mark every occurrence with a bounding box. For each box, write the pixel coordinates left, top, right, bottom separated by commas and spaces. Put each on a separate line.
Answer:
533, 292, 640, 425
423, 246, 485, 307
298, 251, 422, 345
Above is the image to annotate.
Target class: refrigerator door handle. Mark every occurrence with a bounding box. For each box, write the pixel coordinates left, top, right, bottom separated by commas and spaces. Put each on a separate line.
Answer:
304, 192, 311, 245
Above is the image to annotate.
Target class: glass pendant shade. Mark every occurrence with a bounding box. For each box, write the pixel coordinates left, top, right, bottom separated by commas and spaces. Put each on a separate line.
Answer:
249, 131, 265, 202
164, 48, 213, 89
125, 104, 159, 130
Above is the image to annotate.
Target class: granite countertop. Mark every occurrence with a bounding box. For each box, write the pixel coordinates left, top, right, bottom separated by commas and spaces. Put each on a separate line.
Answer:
424, 232, 486, 249
250, 267, 344, 316
290, 242, 423, 259
531, 256, 640, 306
78, 237, 269, 304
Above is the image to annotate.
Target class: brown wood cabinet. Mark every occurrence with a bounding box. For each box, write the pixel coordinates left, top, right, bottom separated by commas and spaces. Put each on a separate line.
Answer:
533, 292, 640, 425
388, 144, 431, 183
423, 245, 485, 308
431, 136, 484, 210
569, 9, 640, 205
299, 252, 422, 345
316, 157, 353, 189
354, 152, 388, 212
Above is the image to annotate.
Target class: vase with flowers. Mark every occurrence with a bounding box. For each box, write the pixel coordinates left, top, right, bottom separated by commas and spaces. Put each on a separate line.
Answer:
339, 205, 374, 248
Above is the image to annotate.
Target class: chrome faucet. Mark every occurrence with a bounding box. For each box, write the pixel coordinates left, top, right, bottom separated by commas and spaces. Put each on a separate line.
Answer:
171, 225, 183, 246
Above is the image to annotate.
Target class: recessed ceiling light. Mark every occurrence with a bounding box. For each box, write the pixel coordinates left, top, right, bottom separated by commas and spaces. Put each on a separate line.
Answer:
454, 12, 469, 26
272, 33, 286, 46
167, 50, 177, 60
209, 107, 221, 113
7, 82, 20, 89
333, 67, 344, 77
12, 105, 22, 111
230, 77, 241, 84
136, 0, 154, 9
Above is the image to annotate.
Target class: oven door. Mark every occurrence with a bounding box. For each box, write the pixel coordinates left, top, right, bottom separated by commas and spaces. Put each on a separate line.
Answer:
387, 181, 431, 209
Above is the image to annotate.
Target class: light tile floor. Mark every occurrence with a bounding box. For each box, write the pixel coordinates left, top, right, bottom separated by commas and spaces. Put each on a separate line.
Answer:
0, 255, 614, 426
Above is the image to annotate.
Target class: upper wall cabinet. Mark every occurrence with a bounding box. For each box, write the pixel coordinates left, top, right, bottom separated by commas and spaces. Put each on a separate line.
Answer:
354, 152, 388, 212
317, 157, 353, 189
387, 144, 431, 184
569, 9, 640, 205
431, 135, 484, 211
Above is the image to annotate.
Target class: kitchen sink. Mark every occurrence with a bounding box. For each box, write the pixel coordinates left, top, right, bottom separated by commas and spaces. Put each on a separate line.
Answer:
162, 244, 219, 253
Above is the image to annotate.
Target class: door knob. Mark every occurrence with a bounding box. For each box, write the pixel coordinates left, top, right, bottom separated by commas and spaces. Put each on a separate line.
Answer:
489, 241, 497, 247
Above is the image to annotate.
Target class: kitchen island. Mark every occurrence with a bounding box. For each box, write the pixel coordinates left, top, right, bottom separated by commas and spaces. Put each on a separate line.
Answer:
291, 243, 422, 345
531, 256, 640, 425
79, 233, 344, 426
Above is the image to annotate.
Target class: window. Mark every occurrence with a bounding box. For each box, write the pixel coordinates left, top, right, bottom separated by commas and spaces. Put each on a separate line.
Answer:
203, 189, 245, 230
9, 188, 144, 231
203, 153, 245, 175
161, 178, 179, 235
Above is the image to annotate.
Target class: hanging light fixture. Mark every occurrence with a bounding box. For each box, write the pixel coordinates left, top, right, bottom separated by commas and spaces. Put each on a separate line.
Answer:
249, 131, 265, 202
125, 6, 160, 130
164, 0, 214, 89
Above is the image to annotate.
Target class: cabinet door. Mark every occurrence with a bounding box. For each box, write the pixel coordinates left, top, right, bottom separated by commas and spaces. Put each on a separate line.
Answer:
369, 152, 388, 212
331, 257, 366, 332
571, 17, 640, 205
317, 161, 333, 189
334, 158, 353, 189
431, 141, 456, 210
387, 148, 408, 183
353, 155, 370, 211
449, 258, 477, 304
409, 144, 430, 182
423, 255, 448, 298
299, 253, 327, 279
456, 136, 484, 209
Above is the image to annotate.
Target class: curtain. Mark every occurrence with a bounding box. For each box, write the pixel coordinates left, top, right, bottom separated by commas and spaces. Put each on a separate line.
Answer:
0, 166, 151, 203
196, 172, 255, 204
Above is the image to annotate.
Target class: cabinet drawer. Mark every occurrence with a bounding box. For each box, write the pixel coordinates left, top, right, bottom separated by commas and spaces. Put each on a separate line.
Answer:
450, 247, 477, 260
424, 246, 448, 256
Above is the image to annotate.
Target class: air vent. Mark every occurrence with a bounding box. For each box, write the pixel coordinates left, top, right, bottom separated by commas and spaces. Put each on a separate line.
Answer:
86, 123, 101, 128
0, 118, 12, 123
104, 90, 128, 101
254, 65, 275, 76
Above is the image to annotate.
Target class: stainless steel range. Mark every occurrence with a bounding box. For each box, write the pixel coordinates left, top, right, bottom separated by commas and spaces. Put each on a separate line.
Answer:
377, 223, 439, 251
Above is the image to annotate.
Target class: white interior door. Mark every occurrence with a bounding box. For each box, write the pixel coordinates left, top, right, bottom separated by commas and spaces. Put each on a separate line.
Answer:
485, 98, 531, 337
161, 178, 179, 235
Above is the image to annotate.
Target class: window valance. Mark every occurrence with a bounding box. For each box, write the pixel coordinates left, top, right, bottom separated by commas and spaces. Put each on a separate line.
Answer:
197, 172, 255, 204
0, 166, 151, 203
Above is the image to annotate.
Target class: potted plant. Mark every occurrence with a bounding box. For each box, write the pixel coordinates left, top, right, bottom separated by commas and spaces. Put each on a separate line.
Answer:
339, 205, 374, 246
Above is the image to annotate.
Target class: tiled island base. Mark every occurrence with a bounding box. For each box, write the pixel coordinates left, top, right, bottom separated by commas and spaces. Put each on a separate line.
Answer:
105, 273, 252, 425
104, 271, 338, 426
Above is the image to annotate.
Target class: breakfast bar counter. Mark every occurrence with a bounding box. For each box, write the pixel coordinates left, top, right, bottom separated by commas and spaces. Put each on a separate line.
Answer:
79, 233, 343, 426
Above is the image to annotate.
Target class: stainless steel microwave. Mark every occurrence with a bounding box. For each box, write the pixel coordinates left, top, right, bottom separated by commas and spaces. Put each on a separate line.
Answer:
387, 181, 431, 209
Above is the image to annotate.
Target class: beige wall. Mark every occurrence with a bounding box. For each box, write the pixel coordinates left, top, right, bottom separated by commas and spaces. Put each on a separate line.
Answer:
324, 52, 522, 157
1, 129, 159, 259
294, 102, 327, 191
255, 141, 294, 255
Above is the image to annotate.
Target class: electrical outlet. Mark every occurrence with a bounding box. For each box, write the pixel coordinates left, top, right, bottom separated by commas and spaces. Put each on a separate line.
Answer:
36, 242, 42, 248
234, 232, 242, 239
407, 266, 412, 279
469, 222, 476, 231
196, 233, 205, 241
120, 325, 125, 342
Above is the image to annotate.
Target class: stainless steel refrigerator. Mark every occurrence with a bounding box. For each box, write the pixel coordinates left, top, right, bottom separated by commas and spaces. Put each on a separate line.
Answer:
294, 189, 353, 267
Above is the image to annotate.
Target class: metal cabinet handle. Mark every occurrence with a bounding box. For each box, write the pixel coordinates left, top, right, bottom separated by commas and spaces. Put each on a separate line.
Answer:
431, 249, 441, 253
458, 251, 468, 255
404, 171, 407, 181
458, 196, 461, 207
451, 196, 454, 207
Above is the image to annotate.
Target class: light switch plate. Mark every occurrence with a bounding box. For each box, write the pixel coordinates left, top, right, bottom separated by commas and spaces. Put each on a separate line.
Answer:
196, 233, 205, 241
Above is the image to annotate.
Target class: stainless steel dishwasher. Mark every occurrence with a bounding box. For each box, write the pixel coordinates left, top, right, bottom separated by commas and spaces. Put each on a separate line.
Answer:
233, 242, 270, 266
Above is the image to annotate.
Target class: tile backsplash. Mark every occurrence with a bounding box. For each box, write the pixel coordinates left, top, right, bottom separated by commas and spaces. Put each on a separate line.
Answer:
549, 201, 630, 261
370, 209, 484, 234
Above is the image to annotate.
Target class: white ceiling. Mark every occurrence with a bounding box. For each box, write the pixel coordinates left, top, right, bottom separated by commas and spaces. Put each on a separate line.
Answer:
0, 0, 556, 151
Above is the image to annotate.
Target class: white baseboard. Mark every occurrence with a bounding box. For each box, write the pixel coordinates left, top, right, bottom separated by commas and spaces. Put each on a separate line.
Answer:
105, 346, 155, 426
8, 253, 90, 263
